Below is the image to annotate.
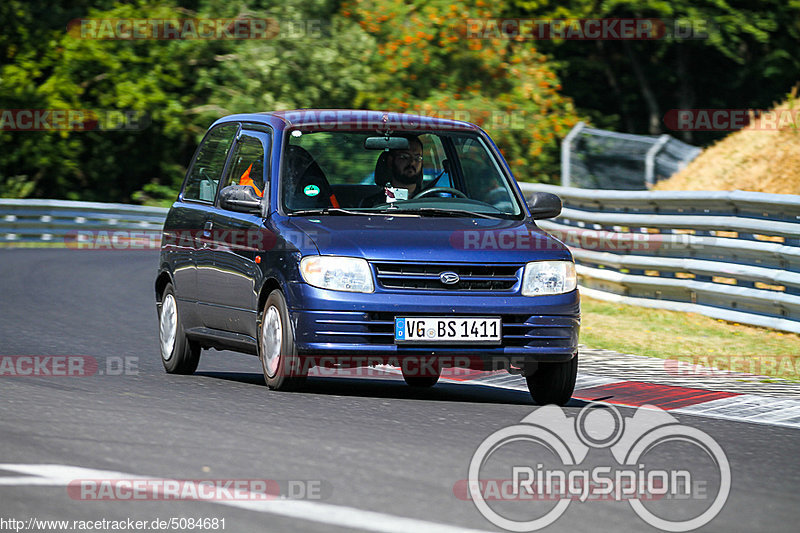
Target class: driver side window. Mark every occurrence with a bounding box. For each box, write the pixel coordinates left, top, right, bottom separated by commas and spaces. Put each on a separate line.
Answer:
220, 132, 268, 199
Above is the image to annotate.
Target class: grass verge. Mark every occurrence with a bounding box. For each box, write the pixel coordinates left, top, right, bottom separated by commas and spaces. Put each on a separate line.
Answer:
580, 295, 800, 382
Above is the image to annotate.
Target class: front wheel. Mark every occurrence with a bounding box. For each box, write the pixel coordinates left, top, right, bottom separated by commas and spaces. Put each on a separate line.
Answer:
259, 290, 306, 391
158, 283, 201, 374
525, 354, 578, 406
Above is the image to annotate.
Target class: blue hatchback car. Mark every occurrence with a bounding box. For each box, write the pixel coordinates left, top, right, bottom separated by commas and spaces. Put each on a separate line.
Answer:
155, 110, 580, 404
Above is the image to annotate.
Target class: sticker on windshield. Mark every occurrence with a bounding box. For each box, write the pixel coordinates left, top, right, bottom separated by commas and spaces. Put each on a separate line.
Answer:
303, 184, 320, 197
385, 186, 408, 203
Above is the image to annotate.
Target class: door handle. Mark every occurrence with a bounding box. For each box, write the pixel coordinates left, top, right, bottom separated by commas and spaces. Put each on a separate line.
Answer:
200, 220, 213, 248
202, 220, 213, 238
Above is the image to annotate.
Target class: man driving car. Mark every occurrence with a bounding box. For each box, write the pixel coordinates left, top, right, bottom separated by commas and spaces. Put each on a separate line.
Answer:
362, 135, 424, 206
386, 136, 424, 195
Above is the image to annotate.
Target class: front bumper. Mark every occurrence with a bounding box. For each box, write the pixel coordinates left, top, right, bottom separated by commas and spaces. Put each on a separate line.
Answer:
285, 282, 580, 367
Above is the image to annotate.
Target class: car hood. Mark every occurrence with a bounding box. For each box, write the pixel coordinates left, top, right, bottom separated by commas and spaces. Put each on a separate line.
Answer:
287, 215, 571, 263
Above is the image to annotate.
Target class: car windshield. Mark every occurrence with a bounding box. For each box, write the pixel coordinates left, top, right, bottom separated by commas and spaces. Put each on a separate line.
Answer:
281, 130, 523, 218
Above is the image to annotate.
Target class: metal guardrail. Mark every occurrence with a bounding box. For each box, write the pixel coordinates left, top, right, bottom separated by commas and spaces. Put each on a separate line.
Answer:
519, 183, 800, 334
4, 193, 800, 334
0, 199, 167, 245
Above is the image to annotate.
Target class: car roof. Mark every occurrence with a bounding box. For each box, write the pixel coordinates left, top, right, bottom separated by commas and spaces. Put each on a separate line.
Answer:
210, 109, 480, 132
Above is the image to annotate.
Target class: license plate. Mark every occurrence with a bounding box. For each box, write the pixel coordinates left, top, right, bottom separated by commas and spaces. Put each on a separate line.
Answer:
394, 317, 502, 344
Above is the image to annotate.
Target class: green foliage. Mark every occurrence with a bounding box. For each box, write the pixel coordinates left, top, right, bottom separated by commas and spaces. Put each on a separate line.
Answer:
342, 0, 583, 183
130, 180, 179, 207
0, 175, 36, 198
1, 0, 796, 201
507, 0, 800, 141
1, 0, 379, 202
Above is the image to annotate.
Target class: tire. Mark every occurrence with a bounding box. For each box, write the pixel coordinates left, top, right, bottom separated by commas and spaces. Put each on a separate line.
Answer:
158, 283, 201, 374
401, 358, 441, 388
259, 290, 306, 391
526, 353, 578, 406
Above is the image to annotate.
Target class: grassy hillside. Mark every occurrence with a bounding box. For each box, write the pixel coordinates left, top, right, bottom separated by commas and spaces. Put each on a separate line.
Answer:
655, 88, 800, 194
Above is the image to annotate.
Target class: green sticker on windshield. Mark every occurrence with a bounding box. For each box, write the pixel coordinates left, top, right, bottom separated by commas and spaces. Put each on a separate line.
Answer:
303, 184, 320, 197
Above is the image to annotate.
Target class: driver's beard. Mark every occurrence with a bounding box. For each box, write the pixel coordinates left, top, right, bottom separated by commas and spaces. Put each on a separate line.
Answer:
393, 169, 421, 186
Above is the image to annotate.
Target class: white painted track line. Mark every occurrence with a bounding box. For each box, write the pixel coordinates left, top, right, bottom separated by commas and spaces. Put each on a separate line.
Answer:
0, 464, 493, 533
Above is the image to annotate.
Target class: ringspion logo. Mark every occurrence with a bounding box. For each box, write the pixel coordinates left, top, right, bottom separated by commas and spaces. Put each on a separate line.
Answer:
461, 403, 730, 531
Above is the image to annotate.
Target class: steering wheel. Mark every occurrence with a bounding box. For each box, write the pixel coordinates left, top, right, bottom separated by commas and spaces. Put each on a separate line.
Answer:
415, 187, 468, 199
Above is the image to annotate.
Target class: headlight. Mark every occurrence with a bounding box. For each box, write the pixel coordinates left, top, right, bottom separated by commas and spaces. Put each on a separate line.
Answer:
299, 256, 374, 293
521, 261, 577, 296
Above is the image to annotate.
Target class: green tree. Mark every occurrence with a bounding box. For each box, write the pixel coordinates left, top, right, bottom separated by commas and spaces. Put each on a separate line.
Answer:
1, 0, 379, 203
0, 1, 115, 198
508, 0, 800, 143
342, 0, 583, 183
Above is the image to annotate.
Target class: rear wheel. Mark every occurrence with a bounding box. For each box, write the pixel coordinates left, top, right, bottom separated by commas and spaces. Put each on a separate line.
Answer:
526, 354, 578, 406
259, 290, 306, 391
158, 283, 200, 374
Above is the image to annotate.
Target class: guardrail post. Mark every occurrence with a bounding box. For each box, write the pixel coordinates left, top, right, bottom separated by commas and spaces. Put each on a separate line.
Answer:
644, 134, 670, 189
561, 121, 585, 188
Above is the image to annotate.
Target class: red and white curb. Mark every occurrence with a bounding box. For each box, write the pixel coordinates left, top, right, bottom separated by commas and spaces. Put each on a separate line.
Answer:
443, 369, 800, 430
303, 350, 800, 429
573, 380, 800, 429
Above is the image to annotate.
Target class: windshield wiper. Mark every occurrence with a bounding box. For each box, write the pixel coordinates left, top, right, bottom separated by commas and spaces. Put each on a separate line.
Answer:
391, 207, 504, 219
290, 207, 503, 219
289, 207, 373, 216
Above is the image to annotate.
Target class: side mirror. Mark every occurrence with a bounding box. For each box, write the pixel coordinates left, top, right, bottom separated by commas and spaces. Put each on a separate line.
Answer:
527, 192, 562, 219
219, 185, 263, 215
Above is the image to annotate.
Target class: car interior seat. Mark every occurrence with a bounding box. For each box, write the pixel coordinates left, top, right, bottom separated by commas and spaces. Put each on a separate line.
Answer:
284, 145, 337, 210
373, 151, 392, 187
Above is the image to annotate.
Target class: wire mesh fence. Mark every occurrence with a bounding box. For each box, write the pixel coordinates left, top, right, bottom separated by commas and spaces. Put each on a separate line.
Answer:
561, 122, 702, 189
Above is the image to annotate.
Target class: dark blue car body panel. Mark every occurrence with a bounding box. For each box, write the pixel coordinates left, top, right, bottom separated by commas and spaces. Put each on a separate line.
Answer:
156, 111, 580, 369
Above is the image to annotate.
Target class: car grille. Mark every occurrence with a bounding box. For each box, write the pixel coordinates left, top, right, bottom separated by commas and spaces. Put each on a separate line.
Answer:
311, 313, 576, 349
372, 262, 521, 291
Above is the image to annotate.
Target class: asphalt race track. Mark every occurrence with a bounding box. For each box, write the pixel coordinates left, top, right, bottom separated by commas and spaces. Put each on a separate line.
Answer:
1, 249, 798, 532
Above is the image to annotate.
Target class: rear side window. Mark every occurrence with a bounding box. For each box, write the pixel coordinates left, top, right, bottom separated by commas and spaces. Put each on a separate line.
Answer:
420, 133, 451, 187
183, 123, 239, 202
